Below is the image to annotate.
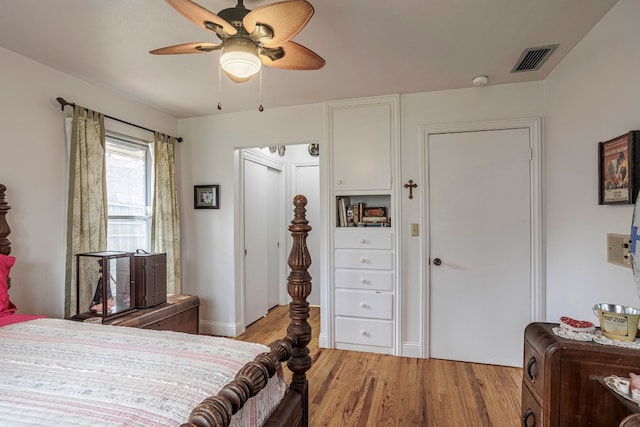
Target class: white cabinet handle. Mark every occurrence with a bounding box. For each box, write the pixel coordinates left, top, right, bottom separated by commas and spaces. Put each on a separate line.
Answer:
360, 257, 367, 264
360, 238, 367, 244
360, 302, 368, 308
360, 330, 367, 336
336, 179, 343, 185
360, 278, 367, 284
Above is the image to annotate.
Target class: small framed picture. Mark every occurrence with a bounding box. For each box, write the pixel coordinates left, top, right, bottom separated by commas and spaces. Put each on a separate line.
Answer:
194, 185, 219, 209
598, 131, 640, 205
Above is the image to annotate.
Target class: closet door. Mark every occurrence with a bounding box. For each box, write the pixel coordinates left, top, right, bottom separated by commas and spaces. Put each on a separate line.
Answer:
244, 159, 269, 326
267, 166, 282, 309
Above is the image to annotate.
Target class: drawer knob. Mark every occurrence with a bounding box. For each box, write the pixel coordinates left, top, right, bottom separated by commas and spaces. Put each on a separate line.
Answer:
521, 408, 535, 427
360, 257, 367, 264
360, 278, 367, 284
360, 238, 367, 244
526, 356, 538, 382
360, 302, 368, 309
360, 330, 367, 336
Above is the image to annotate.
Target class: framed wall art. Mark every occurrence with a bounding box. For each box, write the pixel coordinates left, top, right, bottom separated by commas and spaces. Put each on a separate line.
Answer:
598, 131, 640, 205
194, 185, 219, 209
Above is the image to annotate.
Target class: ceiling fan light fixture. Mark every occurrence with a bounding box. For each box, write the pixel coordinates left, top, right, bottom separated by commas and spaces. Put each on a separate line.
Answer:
220, 37, 261, 80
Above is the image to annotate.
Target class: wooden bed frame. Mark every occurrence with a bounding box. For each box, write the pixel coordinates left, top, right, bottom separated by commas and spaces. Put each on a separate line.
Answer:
0, 184, 312, 427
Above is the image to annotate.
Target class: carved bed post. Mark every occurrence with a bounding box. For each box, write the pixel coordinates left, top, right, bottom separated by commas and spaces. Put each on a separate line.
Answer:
183, 195, 313, 427
286, 195, 312, 426
0, 184, 11, 256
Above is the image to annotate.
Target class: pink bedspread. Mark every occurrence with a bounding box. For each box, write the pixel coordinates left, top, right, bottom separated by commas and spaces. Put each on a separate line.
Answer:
0, 318, 288, 426
0, 313, 43, 327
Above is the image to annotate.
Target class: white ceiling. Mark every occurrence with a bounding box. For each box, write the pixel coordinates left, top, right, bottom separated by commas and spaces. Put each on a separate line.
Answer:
0, 0, 618, 118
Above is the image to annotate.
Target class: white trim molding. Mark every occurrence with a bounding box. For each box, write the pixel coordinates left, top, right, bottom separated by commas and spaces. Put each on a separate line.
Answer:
419, 117, 545, 359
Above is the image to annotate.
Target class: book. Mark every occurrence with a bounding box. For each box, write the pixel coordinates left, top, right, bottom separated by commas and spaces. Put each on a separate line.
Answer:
337, 198, 347, 227
361, 216, 388, 223
363, 207, 386, 217
351, 204, 359, 224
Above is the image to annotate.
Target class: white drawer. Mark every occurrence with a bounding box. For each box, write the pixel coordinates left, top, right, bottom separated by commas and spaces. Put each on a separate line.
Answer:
335, 290, 393, 320
335, 270, 394, 291
335, 249, 393, 270
335, 230, 392, 250
335, 317, 393, 348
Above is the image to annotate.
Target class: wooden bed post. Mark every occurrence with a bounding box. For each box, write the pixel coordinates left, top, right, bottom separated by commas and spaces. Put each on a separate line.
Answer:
286, 195, 312, 427
0, 184, 11, 256
184, 195, 313, 427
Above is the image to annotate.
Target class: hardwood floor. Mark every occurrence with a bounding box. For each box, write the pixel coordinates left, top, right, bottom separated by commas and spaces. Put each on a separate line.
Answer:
236, 305, 524, 427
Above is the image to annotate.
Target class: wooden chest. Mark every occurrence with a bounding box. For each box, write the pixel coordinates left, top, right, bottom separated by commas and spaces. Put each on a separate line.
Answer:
133, 252, 166, 308
522, 322, 639, 426
109, 294, 200, 334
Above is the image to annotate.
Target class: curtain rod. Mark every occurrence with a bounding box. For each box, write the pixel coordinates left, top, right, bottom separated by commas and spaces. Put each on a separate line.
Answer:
56, 97, 183, 143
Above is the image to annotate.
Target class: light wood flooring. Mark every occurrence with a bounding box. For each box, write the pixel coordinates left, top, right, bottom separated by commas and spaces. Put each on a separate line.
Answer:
236, 305, 524, 427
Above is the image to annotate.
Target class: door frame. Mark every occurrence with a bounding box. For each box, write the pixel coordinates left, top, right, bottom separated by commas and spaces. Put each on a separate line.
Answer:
235, 148, 286, 332
289, 162, 320, 306
419, 118, 544, 358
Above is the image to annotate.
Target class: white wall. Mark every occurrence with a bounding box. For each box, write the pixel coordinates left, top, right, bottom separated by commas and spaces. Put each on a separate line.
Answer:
399, 83, 545, 348
177, 106, 324, 334
0, 46, 178, 318
178, 82, 547, 343
4, 0, 637, 352
544, 0, 640, 323
135, 0, 640, 351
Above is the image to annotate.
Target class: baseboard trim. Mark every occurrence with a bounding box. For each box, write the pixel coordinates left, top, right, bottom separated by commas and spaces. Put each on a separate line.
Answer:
402, 342, 422, 358
319, 332, 329, 348
200, 320, 243, 337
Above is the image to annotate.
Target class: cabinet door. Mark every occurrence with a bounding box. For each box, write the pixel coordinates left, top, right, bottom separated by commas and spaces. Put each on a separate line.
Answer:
332, 103, 392, 191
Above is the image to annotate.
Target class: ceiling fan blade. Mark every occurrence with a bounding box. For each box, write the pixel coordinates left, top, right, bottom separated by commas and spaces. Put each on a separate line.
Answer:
261, 41, 325, 70
223, 70, 252, 84
166, 0, 237, 36
150, 42, 220, 55
243, 0, 314, 47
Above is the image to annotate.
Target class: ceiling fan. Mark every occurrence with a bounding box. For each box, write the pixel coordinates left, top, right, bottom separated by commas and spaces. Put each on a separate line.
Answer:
150, 0, 325, 84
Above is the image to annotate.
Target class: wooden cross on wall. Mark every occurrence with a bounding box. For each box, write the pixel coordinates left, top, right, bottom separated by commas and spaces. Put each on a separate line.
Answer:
404, 180, 418, 199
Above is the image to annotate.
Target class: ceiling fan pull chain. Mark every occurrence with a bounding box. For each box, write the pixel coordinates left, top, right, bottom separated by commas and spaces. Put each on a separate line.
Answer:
258, 67, 264, 112
218, 62, 223, 110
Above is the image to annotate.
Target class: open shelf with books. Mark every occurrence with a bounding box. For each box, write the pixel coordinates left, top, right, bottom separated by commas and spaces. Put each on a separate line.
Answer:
336, 194, 391, 228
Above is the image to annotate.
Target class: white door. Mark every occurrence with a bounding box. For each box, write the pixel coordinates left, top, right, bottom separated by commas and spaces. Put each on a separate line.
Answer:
244, 159, 270, 326
267, 167, 282, 309
293, 164, 320, 305
428, 128, 531, 367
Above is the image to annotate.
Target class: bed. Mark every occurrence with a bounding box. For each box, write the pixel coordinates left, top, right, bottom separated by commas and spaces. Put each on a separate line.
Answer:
0, 184, 312, 427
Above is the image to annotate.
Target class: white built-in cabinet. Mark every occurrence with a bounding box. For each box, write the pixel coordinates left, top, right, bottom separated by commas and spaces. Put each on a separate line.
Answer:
327, 95, 400, 355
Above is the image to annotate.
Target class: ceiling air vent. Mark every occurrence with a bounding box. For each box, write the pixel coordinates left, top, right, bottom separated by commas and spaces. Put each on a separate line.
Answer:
511, 44, 559, 73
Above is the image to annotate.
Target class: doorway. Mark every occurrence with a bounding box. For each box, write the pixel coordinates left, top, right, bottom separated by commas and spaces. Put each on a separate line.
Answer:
421, 119, 543, 367
238, 144, 320, 329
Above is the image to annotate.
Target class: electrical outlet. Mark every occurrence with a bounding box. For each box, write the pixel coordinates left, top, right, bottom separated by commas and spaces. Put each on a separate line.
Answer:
607, 233, 632, 268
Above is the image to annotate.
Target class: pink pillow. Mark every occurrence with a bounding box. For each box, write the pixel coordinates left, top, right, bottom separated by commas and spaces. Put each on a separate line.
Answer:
0, 254, 16, 315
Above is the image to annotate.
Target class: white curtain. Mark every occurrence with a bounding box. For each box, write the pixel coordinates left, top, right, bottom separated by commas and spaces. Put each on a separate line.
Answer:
152, 132, 181, 294
64, 105, 107, 317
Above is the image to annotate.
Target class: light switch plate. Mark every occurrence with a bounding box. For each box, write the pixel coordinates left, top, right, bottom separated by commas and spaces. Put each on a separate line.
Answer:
411, 223, 419, 236
607, 233, 632, 268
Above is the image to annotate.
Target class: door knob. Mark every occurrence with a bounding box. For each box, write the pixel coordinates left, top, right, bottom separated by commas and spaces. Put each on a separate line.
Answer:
433, 258, 442, 266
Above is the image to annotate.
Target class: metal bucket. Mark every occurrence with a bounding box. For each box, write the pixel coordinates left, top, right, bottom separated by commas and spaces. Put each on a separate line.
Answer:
593, 303, 640, 342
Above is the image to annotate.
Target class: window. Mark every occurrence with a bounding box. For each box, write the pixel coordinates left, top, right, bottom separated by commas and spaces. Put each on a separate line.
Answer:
105, 134, 152, 252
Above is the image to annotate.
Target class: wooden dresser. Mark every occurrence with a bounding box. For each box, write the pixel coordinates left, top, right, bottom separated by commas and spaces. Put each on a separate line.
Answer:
522, 322, 640, 426
108, 294, 199, 334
